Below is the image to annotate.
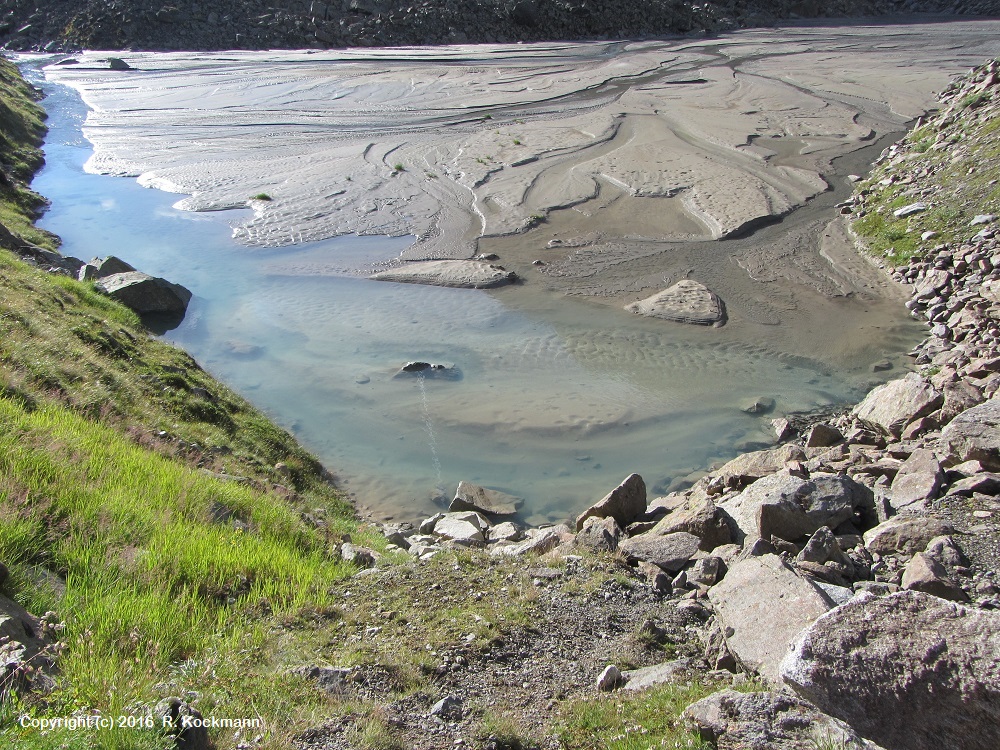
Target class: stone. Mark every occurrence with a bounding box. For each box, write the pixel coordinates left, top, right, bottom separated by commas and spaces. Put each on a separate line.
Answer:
573, 515, 621, 552
575, 473, 646, 531
742, 396, 775, 414
938, 396, 1000, 470
449, 481, 522, 516
853, 374, 943, 437
707, 554, 833, 683
429, 695, 463, 721
949, 472, 1000, 495
804, 423, 843, 448
394, 361, 460, 380
683, 689, 886, 750
940, 380, 984, 424
154, 698, 211, 750
637, 560, 672, 593
781, 590, 1000, 750
648, 495, 731, 551
490, 526, 566, 557
713, 444, 806, 489
371, 260, 516, 288
0, 595, 55, 699
624, 280, 725, 326
889, 448, 944, 511
687, 556, 723, 587
95, 271, 193, 316
89, 255, 136, 277
107, 57, 132, 71
433, 512, 489, 544
618, 532, 701, 573
720, 472, 875, 544
901, 552, 968, 602
291, 665, 352, 695
487, 521, 524, 543
340, 543, 378, 568
863, 516, 955, 557
893, 202, 927, 217
621, 659, 690, 691
771, 417, 796, 442
596, 664, 621, 691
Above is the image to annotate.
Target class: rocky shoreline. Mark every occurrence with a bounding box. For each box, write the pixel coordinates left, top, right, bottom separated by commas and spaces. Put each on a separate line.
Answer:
336, 59, 1000, 749
2, 0, 999, 52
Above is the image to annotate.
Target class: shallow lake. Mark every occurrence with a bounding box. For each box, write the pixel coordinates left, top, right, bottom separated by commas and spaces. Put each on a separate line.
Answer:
23, 37, 945, 524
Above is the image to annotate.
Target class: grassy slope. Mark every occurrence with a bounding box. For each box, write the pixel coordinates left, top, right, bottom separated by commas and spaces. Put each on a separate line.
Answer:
851, 59, 1000, 265
0, 55, 371, 749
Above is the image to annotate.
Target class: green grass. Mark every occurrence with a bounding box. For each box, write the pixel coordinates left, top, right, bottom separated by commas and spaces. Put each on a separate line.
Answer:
554, 682, 720, 750
250, 192, 272, 201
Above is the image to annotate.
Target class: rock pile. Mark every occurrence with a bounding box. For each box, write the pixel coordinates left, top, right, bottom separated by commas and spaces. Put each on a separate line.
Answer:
2, 0, 998, 53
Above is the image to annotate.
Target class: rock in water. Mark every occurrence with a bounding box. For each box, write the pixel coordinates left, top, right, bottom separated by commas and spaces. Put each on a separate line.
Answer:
94, 271, 192, 316
370, 260, 517, 288
624, 280, 725, 326
449, 481, 522, 516
781, 590, 1000, 750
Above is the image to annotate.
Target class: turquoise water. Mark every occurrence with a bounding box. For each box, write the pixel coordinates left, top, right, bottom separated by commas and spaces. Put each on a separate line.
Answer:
29, 65, 916, 524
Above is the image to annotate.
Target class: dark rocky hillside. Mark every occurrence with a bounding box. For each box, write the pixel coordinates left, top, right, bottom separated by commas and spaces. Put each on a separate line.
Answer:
1, 0, 998, 52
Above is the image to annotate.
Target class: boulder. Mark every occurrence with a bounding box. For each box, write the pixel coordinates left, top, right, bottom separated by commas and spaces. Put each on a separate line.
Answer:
938, 396, 1000, 470
394, 361, 461, 380
687, 556, 724, 587
370, 260, 517, 289
804, 423, 843, 448
781, 590, 1000, 750
490, 525, 568, 557
720, 472, 875, 544
707, 554, 833, 683
888, 448, 944, 511
596, 664, 622, 691
683, 689, 887, 750
95, 271, 192, 316
575, 473, 646, 531
617, 532, 701, 573
853, 374, 943, 438
863, 516, 955, 557
648, 495, 731, 551
901, 552, 968, 602
449, 481, 522, 516
154, 698, 211, 750
487, 521, 524, 543
573, 516, 621, 552
432, 511, 490, 545
0, 595, 56, 698
88, 255, 136, 277
713, 444, 806, 489
624, 279, 725, 326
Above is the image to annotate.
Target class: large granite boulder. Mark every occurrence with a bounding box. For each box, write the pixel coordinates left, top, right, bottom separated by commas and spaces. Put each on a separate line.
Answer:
720, 472, 875, 544
95, 271, 192, 316
449, 481, 522, 517
707, 554, 833, 683
648, 495, 731, 551
617, 531, 700, 573
624, 280, 726, 326
862, 516, 955, 557
575, 473, 646, 531
712, 444, 806, 489
683, 689, 887, 750
938, 396, 1000, 470
853, 374, 942, 438
781, 590, 1000, 750
888, 448, 944, 511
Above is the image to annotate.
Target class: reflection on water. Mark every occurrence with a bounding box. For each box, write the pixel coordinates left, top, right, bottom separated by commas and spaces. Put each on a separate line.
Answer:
31, 64, 916, 524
